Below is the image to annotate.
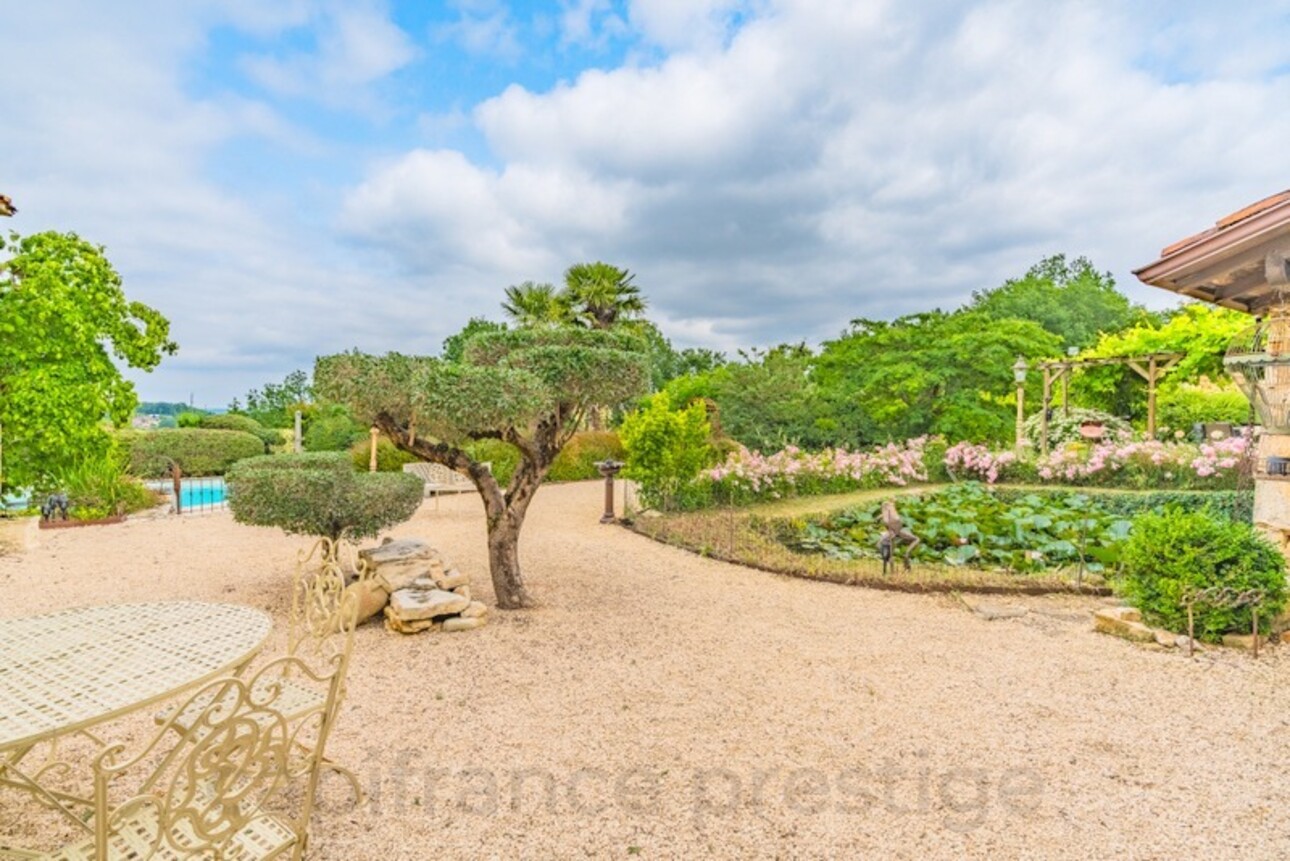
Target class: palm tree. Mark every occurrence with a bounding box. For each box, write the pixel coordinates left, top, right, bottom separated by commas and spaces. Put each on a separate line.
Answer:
500, 281, 569, 327
562, 262, 646, 329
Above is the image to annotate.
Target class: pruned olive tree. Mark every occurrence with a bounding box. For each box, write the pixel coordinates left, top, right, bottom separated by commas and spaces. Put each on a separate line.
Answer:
227, 452, 423, 545
315, 327, 651, 609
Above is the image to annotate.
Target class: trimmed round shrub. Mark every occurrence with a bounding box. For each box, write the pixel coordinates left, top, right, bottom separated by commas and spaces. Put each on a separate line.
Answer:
119, 428, 265, 477
227, 452, 422, 542
349, 436, 419, 472
198, 414, 280, 451
548, 431, 625, 481
1119, 508, 1286, 641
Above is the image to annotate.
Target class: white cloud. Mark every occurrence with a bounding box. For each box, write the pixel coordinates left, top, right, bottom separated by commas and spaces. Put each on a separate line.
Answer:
240, 1, 417, 106
627, 0, 755, 52
433, 0, 522, 61
0, 1, 421, 404
347, 0, 1290, 351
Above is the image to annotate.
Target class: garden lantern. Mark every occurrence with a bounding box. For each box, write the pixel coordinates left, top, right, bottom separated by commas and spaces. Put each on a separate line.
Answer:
1136, 189, 1290, 554
1012, 356, 1028, 455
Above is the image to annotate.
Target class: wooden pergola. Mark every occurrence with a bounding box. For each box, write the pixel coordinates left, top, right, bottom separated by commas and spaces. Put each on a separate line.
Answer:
1037, 352, 1182, 454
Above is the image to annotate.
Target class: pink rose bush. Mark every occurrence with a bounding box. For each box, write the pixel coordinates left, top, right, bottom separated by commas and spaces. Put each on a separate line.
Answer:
1034, 433, 1249, 489
704, 438, 929, 503
943, 442, 1018, 484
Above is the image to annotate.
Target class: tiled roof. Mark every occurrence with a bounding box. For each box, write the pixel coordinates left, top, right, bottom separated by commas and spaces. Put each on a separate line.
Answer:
1135, 189, 1290, 314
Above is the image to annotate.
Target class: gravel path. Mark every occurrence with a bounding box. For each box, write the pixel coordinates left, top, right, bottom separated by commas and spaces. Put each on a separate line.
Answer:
3, 481, 1290, 859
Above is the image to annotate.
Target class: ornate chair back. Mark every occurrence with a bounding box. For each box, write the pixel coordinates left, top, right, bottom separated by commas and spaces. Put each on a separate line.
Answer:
90, 653, 348, 860
287, 537, 371, 671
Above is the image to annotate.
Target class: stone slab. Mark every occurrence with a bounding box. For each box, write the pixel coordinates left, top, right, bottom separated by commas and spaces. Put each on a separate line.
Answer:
1093, 609, 1155, 643
387, 587, 470, 622
360, 538, 436, 566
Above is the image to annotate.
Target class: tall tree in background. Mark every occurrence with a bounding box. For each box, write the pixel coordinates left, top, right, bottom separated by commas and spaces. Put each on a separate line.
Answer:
1071, 302, 1248, 421
231, 369, 312, 428
0, 231, 176, 490
501, 281, 568, 327
316, 327, 650, 608
813, 310, 1060, 444
970, 255, 1145, 350
562, 262, 646, 329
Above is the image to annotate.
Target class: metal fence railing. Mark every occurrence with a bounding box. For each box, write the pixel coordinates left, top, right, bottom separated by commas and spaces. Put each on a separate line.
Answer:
145, 476, 228, 515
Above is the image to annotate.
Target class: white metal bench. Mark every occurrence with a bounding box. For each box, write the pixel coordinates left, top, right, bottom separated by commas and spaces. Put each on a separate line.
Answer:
402, 462, 483, 508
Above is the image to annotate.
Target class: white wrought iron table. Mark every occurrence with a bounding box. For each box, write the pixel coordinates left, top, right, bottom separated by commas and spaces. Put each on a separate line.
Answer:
0, 601, 272, 823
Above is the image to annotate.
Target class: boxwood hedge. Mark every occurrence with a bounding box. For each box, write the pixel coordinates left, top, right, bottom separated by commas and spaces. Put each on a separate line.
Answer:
120, 429, 266, 477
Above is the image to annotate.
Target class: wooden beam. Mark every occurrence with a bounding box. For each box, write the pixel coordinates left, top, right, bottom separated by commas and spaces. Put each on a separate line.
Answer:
1040, 368, 1052, 457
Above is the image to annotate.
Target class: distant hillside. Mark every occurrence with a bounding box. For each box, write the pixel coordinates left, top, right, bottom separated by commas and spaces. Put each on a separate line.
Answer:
136, 402, 225, 416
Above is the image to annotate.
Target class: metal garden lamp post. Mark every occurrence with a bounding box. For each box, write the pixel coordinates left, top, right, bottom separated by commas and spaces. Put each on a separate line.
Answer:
596, 460, 624, 524
1012, 356, 1028, 455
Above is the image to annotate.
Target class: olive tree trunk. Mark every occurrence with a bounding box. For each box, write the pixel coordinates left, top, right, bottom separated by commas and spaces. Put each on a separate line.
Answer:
377, 418, 553, 609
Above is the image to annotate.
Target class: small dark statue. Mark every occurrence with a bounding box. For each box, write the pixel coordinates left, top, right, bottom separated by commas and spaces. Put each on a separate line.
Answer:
41, 493, 69, 522
878, 500, 919, 574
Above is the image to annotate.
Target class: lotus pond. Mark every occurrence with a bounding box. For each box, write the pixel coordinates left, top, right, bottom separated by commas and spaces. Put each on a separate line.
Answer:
780, 483, 1133, 574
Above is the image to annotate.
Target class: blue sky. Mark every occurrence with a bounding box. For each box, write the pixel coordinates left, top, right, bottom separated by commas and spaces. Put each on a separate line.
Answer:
2, 1, 1290, 407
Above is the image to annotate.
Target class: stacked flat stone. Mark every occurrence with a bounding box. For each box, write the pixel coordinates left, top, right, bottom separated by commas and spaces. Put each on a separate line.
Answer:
352, 538, 489, 634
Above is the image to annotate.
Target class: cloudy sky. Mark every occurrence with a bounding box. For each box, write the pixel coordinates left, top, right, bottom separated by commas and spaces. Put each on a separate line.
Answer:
3, 1, 1289, 407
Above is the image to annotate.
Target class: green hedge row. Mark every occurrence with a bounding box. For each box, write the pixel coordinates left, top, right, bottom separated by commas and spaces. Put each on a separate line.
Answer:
118, 429, 266, 477
196, 414, 281, 450
992, 487, 1254, 523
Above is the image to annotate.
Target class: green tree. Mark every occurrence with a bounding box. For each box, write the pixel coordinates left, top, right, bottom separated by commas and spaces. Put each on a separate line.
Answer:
971, 255, 1145, 350
442, 317, 508, 363
232, 369, 312, 428
628, 320, 728, 392
0, 231, 176, 491
501, 281, 568, 327
620, 391, 714, 509
315, 325, 651, 608
813, 310, 1061, 444
227, 452, 422, 544
561, 261, 646, 329
708, 345, 831, 450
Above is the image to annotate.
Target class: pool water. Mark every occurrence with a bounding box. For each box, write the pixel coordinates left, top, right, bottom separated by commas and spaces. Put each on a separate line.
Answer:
179, 479, 227, 509
146, 478, 227, 511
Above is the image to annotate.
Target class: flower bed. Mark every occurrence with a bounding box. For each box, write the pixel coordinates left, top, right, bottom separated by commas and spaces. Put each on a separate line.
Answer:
1034, 434, 1248, 489
684, 433, 1249, 510
703, 438, 929, 505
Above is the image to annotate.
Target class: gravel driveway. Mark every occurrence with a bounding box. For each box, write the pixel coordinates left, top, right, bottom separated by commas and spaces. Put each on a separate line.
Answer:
3, 481, 1289, 859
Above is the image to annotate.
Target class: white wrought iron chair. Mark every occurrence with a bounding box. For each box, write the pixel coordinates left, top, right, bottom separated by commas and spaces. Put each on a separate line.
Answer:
159, 537, 367, 801
1, 650, 348, 860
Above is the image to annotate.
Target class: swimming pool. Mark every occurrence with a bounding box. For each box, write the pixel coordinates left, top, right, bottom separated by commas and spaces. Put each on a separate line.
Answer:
146, 477, 227, 512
